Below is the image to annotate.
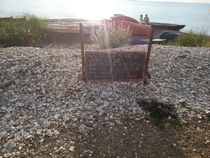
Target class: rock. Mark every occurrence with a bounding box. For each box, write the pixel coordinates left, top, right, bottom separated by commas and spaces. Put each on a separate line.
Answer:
36, 129, 42, 135
15, 102, 24, 107
41, 119, 51, 128
14, 79, 21, 85
69, 146, 75, 152
46, 129, 53, 137
54, 114, 60, 119
115, 120, 122, 125
9, 120, 16, 126
0, 131, 7, 139
78, 124, 92, 135
0, 45, 209, 155
135, 118, 143, 121
53, 129, 60, 135
3, 153, 12, 158
9, 97, 18, 103
4, 113, 11, 119
63, 115, 70, 122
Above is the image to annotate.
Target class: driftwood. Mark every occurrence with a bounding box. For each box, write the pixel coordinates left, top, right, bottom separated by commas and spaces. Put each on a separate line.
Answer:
0, 61, 41, 89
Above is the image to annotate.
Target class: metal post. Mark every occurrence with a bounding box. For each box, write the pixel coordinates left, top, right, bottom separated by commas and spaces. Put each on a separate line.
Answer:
145, 28, 153, 79
80, 23, 86, 81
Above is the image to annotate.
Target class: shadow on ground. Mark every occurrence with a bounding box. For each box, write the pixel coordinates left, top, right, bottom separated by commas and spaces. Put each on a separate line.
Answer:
75, 118, 186, 158
11, 116, 210, 158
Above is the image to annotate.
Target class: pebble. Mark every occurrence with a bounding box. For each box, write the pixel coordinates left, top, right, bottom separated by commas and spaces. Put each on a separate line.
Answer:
41, 119, 51, 128
0, 131, 7, 138
69, 146, 75, 152
0, 45, 209, 155
4, 113, 11, 119
63, 115, 70, 122
14, 79, 21, 85
46, 129, 54, 137
78, 124, 88, 134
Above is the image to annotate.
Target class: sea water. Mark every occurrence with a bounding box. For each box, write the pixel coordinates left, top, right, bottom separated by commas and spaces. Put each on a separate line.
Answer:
0, 0, 210, 34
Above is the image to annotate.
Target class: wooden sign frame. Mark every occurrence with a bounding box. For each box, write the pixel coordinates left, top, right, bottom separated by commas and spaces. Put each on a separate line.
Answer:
80, 23, 153, 83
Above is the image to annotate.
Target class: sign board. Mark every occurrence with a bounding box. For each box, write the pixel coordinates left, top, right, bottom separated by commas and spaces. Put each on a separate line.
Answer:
84, 51, 146, 82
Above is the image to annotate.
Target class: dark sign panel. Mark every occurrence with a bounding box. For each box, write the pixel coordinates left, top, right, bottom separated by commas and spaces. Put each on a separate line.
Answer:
84, 51, 146, 82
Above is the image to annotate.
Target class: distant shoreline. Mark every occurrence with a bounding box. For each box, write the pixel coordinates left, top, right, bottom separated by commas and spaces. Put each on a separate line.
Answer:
1, 17, 209, 40
46, 18, 186, 39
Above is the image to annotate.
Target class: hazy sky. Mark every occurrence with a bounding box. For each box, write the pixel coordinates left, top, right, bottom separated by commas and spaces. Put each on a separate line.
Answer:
144, 0, 210, 3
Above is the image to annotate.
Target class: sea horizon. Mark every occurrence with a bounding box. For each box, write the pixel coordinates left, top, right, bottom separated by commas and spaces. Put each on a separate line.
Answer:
0, 0, 210, 34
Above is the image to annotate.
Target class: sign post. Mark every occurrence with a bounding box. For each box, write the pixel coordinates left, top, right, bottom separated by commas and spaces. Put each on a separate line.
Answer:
80, 23, 153, 83
80, 23, 86, 81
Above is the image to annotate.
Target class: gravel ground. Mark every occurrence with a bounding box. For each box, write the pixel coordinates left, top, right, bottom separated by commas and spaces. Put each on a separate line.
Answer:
0, 44, 209, 157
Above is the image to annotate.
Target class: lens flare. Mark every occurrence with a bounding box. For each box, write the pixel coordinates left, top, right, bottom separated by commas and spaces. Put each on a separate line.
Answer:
70, 0, 118, 20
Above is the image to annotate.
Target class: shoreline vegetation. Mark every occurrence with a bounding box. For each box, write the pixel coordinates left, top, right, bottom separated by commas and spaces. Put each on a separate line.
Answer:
171, 31, 210, 47
0, 15, 48, 47
0, 15, 210, 48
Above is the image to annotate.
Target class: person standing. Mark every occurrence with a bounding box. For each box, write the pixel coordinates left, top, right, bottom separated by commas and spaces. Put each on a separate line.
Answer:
139, 14, 144, 24
144, 14, 149, 25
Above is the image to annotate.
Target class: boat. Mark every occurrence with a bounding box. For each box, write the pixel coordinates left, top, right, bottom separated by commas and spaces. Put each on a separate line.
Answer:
110, 14, 185, 31
108, 15, 185, 35
150, 22, 185, 31
111, 15, 139, 24
44, 15, 185, 43
107, 15, 152, 36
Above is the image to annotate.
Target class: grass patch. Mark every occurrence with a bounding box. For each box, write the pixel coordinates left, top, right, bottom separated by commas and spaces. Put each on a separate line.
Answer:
170, 30, 209, 47
0, 14, 48, 47
205, 42, 210, 47
138, 99, 181, 129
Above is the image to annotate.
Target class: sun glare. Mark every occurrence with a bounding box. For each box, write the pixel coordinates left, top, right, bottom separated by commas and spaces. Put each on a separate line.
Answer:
70, 0, 117, 20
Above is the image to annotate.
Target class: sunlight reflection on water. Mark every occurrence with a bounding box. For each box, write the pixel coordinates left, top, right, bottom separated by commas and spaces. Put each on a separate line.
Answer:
0, 0, 209, 34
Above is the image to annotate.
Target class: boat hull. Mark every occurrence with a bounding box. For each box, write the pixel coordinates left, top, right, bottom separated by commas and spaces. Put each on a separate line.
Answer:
150, 22, 185, 31
106, 20, 152, 36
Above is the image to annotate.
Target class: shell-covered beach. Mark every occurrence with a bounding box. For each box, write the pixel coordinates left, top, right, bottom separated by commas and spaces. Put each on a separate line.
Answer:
0, 44, 209, 157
